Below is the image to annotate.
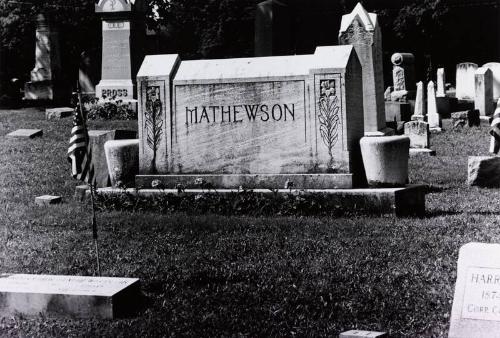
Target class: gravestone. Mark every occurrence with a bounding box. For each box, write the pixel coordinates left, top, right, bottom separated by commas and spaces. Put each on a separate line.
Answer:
0, 274, 139, 319
254, 0, 293, 57
437, 68, 446, 97
412, 81, 426, 121
475, 67, 494, 117
95, 0, 144, 102
6, 129, 43, 138
46, 107, 73, 120
456, 62, 479, 100
24, 14, 61, 101
136, 46, 365, 189
404, 120, 435, 156
79, 51, 95, 95
391, 53, 416, 93
35, 195, 62, 206
427, 81, 442, 131
339, 3, 391, 136
449, 243, 500, 337
468, 157, 500, 187
483, 62, 500, 100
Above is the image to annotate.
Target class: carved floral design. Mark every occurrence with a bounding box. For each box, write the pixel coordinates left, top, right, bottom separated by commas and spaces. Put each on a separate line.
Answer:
318, 79, 340, 171
144, 86, 163, 174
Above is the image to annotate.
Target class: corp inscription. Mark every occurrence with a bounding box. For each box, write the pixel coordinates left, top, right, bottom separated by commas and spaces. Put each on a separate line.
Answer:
462, 267, 500, 321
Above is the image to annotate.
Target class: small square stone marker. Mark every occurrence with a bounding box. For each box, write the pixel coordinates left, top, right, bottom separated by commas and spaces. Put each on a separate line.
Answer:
35, 195, 62, 206
46, 107, 74, 120
7, 129, 43, 138
339, 330, 387, 338
0, 274, 140, 319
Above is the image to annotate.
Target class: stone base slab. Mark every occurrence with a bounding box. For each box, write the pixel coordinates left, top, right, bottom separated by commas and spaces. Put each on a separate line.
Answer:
410, 148, 436, 156
468, 156, 500, 187
364, 127, 395, 137
90, 184, 426, 217
0, 274, 140, 319
35, 195, 62, 206
136, 173, 354, 190
7, 129, 43, 138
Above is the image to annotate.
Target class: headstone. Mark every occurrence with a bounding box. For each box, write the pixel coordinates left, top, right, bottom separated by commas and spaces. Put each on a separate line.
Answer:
89, 129, 137, 188
437, 68, 446, 97
79, 51, 95, 95
254, 0, 293, 57
391, 53, 416, 93
475, 67, 494, 117
482, 62, 500, 100
412, 81, 426, 121
6, 129, 43, 138
24, 14, 61, 101
427, 81, 442, 131
104, 139, 139, 187
339, 330, 387, 338
452, 110, 480, 128
456, 62, 479, 100
468, 157, 500, 187
449, 243, 500, 337
45, 107, 73, 120
95, 0, 144, 103
35, 195, 62, 206
0, 274, 139, 319
339, 3, 390, 136
404, 120, 430, 149
137, 46, 365, 189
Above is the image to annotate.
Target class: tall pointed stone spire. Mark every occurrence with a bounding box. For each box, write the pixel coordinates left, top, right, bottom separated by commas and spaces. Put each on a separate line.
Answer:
339, 3, 392, 136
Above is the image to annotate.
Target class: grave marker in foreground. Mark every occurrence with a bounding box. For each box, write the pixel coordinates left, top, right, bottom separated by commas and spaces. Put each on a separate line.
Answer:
0, 274, 140, 319
136, 46, 365, 189
449, 243, 500, 337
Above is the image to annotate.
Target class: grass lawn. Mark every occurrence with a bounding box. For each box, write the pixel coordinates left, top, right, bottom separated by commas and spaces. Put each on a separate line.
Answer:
0, 108, 497, 337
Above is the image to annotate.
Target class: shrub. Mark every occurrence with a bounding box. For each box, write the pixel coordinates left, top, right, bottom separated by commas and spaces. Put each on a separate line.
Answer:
85, 97, 137, 120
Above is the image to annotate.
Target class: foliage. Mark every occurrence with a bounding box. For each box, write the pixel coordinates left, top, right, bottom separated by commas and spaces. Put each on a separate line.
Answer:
85, 98, 137, 120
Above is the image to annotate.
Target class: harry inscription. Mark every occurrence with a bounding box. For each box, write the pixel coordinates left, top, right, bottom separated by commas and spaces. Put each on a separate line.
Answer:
462, 267, 500, 321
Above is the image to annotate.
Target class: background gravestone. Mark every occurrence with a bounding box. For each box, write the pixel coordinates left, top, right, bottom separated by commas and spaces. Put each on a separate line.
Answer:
339, 3, 389, 136
254, 0, 293, 57
456, 62, 479, 100
475, 67, 494, 117
483, 62, 500, 101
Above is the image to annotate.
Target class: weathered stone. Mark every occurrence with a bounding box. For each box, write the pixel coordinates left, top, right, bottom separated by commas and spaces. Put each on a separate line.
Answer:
427, 81, 442, 131
412, 81, 426, 121
404, 120, 430, 149
384, 86, 392, 101
482, 62, 500, 100
105, 139, 139, 187
467, 156, 500, 187
436, 68, 446, 97
6, 129, 43, 138
35, 195, 62, 206
137, 46, 365, 189
390, 90, 408, 102
475, 67, 494, 116
385, 101, 411, 123
340, 330, 388, 338
452, 110, 480, 128
0, 274, 139, 319
391, 53, 416, 92
360, 136, 409, 187
456, 62, 479, 100
339, 3, 389, 136
45, 107, 73, 120
449, 243, 500, 337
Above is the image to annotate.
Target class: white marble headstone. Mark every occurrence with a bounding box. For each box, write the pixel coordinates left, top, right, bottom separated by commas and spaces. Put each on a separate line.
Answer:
437, 68, 446, 97
427, 81, 441, 130
456, 63, 479, 100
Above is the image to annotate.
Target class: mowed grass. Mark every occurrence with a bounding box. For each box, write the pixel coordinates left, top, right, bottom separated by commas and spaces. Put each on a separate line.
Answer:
0, 109, 498, 337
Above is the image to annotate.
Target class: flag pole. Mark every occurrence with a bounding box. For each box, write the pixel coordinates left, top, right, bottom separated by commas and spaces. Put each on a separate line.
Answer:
76, 80, 101, 277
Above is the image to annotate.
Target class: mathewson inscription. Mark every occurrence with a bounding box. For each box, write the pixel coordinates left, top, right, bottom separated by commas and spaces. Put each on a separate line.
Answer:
137, 46, 364, 189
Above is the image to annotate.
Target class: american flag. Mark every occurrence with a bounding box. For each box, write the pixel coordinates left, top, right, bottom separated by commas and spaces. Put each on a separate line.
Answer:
490, 101, 500, 154
67, 104, 95, 184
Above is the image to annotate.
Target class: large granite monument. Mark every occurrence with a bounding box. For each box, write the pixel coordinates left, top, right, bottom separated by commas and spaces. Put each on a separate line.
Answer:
24, 14, 61, 101
339, 3, 391, 136
95, 0, 145, 102
136, 46, 365, 189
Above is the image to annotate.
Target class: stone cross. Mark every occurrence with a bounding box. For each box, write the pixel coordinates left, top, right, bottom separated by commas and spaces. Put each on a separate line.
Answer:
427, 81, 442, 130
436, 68, 446, 97
412, 81, 426, 121
456, 62, 478, 100
339, 3, 390, 136
475, 67, 494, 117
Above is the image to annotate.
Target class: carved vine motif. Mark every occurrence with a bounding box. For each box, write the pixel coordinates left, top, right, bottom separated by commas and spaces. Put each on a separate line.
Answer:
340, 19, 372, 46
393, 67, 406, 91
318, 79, 340, 171
144, 86, 163, 174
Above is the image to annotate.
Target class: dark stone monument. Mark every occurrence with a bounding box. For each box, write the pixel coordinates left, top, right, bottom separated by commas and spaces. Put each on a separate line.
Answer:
255, 0, 293, 57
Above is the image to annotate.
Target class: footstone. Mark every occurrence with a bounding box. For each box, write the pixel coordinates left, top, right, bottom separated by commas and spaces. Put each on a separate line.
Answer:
137, 46, 365, 188
339, 3, 388, 135
468, 156, 500, 187
46, 107, 73, 120
0, 274, 139, 319
452, 110, 480, 128
35, 195, 62, 206
449, 243, 500, 337
7, 129, 43, 138
340, 330, 387, 338
456, 62, 478, 100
